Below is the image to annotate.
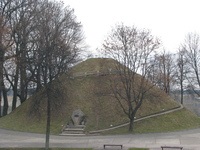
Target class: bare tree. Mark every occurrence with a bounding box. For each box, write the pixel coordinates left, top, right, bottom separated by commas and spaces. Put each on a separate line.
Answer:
175, 48, 188, 104
103, 24, 160, 131
151, 50, 176, 94
31, 1, 84, 149
30, 0, 83, 91
0, 0, 22, 116
5, 0, 38, 110
0, 1, 8, 116
182, 33, 200, 96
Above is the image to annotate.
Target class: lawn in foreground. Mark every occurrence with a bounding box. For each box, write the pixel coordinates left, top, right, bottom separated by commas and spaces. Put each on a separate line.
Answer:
0, 148, 149, 150
0, 149, 89, 150
0, 148, 90, 150
129, 148, 149, 150
0, 149, 91, 150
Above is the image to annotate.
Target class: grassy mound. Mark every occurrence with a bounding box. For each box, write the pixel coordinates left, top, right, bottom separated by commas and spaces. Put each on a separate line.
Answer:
0, 58, 199, 134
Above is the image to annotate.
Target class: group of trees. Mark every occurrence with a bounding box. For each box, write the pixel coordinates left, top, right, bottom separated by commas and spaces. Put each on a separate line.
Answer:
1, 0, 84, 149
147, 33, 200, 104
102, 24, 200, 131
0, 0, 84, 117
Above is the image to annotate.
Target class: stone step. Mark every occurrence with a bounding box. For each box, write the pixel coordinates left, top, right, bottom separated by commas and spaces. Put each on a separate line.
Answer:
67, 125, 85, 129
61, 125, 86, 136
60, 133, 86, 136
63, 129, 84, 133
64, 128, 84, 131
62, 130, 85, 134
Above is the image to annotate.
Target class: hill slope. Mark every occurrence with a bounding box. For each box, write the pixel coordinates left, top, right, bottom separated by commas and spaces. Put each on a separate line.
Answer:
0, 58, 199, 134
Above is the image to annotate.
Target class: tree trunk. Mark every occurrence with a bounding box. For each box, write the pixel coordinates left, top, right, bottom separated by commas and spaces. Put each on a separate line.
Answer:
20, 62, 27, 104
36, 66, 42, 92
0, 91, 1, 117
129, 117, 134, 132
0, 46, 3, 117
45, 85, 51, 150
12, 88, 17, 111
129, 110, 138, 132
19, 42, 27, 104
180, 75, 184, 105
12, 62, 20, 111
2, 84, 8, 116
12, 74, 19, 111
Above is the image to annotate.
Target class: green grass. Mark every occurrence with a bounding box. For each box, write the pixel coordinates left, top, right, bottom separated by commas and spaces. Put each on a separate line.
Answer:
0, 149, 92, 150
0, 148, 148, 150
102, 108, 200, 134
129, 148, 149, 150
135, 108, 200, 133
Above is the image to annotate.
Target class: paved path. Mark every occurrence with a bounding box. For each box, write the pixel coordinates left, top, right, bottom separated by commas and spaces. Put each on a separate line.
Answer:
0, 128, 200, 150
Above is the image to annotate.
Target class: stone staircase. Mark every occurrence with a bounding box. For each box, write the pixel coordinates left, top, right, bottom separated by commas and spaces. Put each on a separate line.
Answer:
60, 125, 86, 136
60, 109, 87, 136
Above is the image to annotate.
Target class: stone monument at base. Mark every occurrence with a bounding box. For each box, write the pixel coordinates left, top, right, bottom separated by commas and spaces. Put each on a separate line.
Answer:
71, 109, 86, 126
61, 109, 86, 136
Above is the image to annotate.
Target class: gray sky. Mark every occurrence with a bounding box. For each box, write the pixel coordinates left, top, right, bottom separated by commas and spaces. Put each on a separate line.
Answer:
63, 0, 200, 54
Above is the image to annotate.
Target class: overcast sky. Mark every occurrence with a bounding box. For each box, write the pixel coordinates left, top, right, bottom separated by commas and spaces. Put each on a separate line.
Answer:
63, 0, 200, 54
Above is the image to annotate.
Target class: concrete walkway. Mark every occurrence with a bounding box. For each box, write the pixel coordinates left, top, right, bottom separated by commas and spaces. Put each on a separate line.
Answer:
0, 128, 200, 150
